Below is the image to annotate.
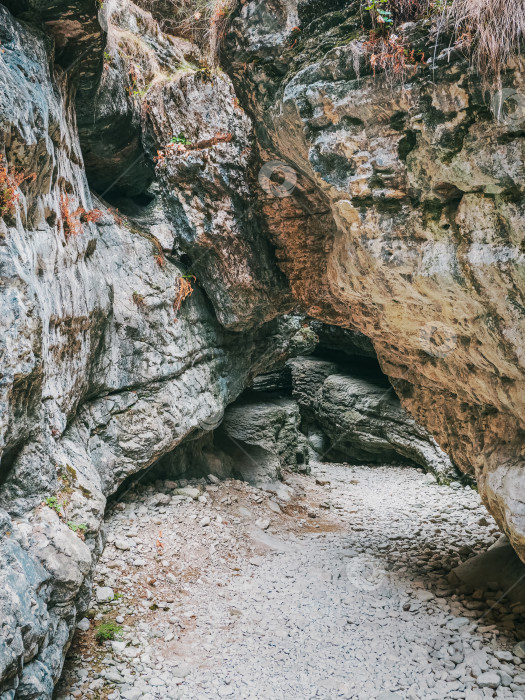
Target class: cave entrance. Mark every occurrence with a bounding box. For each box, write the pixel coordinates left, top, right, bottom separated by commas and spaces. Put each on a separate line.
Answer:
56, 326, 513, 700
206, 326, 458, 487
109, 323, 457, 511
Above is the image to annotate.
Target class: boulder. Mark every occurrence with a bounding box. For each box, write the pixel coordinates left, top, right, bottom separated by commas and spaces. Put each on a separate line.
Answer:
216, 397, 309, 485
452, 536, 525, 604
289, 357, 458, 481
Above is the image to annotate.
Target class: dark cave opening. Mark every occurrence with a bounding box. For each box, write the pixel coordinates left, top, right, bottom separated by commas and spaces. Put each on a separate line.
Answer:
110, 322, 455, 508
95, 187, 157, 217
0, 440, 23, 489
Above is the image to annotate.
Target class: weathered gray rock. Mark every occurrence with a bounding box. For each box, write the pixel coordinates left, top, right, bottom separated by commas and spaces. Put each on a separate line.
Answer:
95, 587, 114, 603
452, 535, 525, 603
250, 366, 293, 394
0, 0, 524, 696
174, 487, 201, 501
0, 5, 309, 697
289, 357, 458, 481
217, 396, 309, 484
476, 671, 501, 689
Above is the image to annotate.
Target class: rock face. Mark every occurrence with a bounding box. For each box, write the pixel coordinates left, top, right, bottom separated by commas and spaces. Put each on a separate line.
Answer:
224, 2, 525, 553
288, 357, 458, 481
216, 395, 309, 484
0, 0, 524, 696
0, 3, 308, 697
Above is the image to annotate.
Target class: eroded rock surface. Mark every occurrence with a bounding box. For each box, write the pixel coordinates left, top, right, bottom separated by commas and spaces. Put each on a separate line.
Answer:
217, 395, 309, 484
0, 0, 524, 696
289, 356, 458, 481
0, 3, 307, 697
224, 0, 525, 555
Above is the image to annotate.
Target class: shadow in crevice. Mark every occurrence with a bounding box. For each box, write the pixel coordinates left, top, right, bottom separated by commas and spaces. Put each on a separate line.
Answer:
96, 187, 156, 218
106, 432, 233, 510
0, 440, 23, 489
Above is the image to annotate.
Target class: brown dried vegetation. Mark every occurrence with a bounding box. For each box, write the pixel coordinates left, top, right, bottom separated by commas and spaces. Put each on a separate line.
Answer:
59, 194, 105, 240
173, 275, 195, 320
450, 0, 525, 87
364, 0, 524, 87
0, 155, 36, 217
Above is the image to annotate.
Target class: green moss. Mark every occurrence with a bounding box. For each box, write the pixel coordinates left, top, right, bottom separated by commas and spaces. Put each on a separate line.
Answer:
79, 484, 93, 498
95, 622, 123, 643
65, 463, 77, 480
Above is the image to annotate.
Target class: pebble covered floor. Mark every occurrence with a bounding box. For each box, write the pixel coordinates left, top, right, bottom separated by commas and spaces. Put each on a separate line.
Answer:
56, 463, 525, 700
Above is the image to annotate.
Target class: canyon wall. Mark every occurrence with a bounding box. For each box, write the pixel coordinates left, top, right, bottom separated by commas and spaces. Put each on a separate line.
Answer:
0, 0, 523, 697
0, 2, 310, 696
223, 0, 525, 556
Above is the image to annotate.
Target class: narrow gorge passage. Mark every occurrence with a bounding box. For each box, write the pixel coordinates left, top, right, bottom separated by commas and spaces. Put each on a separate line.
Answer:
56, 463, 525, 700
1, 0, 524, 697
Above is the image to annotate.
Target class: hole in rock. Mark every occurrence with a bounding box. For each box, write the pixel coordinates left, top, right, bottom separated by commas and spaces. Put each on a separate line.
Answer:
179, 253, 193, 268
1, 0, 31, 16
96, 187, 156, 217
0, 440, 23, 488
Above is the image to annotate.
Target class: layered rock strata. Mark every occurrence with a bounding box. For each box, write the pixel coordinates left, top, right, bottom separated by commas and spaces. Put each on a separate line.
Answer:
289, 356, 458, 481
224, 0, 525, 555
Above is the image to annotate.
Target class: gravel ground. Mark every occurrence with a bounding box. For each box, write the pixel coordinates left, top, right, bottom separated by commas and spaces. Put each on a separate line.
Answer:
55, 462, 525, 700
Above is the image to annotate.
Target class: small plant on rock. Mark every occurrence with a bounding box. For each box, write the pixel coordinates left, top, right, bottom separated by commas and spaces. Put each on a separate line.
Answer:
82, 208, 104, 224
126, 64, 140, 97
361, 0, 525, 88
364, 32, 424, 84
59, 195, 104, 240
170, 132, 192, 146
44, 496, 63, 516
152, 237, 165, 267
154, 0, 237, 61
59, 194, 83, 239
108, 207, 123, 225
67, 521, 87, 539
132, 291, 145, 308
366, 0, 394, 24
133, 83, 152, 99
95, 622, 123, 644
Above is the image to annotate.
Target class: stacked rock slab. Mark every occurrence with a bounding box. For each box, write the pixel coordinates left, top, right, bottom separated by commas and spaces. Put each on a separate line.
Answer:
288, 357, 458, 482
216, 396, 309, 485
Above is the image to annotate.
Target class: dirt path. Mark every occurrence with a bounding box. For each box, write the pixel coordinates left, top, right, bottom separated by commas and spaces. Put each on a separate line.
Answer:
56, 463, 525, 700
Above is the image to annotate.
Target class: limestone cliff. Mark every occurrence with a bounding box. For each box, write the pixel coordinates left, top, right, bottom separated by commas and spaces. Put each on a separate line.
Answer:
0, 3, 308, 696
224, 0, 525, 556
0, 0, 523, 697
